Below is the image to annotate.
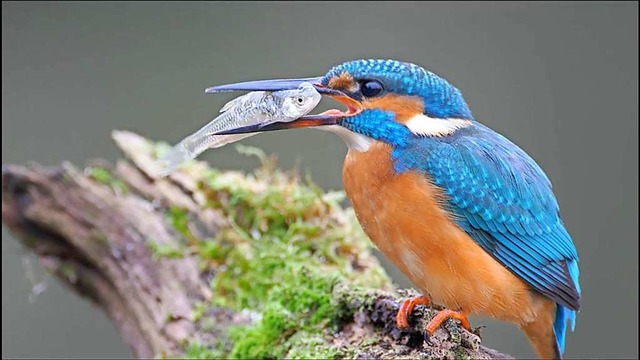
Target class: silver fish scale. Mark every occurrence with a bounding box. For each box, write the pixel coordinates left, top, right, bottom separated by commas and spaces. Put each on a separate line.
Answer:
177, 92, 286, 157
156, 82, 320, 177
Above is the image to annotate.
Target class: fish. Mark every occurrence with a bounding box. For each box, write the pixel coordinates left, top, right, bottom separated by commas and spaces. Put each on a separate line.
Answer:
156, 82, 321, 176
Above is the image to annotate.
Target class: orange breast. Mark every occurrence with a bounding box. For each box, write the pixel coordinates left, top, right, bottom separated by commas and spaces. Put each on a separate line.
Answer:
342, 142, 552, 325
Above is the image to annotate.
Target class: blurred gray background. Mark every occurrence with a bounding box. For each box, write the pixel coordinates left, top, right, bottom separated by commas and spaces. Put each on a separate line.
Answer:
2, 2, 638, 359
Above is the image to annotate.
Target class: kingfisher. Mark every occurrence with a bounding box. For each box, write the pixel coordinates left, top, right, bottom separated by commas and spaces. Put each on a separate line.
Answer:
205, 59, 581, 359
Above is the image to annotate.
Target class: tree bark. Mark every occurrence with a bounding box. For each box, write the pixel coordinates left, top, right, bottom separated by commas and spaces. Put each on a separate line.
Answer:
1, 131, 512, 359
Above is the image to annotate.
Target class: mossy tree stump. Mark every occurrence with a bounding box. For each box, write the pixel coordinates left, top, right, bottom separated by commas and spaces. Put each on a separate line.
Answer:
1, 131, 512, 359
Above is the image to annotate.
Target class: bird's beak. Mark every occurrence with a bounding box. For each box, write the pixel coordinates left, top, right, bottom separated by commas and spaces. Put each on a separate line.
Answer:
210, 113, 345, 135
205, 76, 343, 96
204, 77, 354, 135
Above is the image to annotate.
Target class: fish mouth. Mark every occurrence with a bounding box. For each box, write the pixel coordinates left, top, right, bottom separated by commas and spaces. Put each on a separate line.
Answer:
204, 77, 361, 135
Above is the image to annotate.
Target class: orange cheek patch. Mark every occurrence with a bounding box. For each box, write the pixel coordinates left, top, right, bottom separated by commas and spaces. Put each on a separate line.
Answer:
327, 72, 355, 92
362, 94, 424, 123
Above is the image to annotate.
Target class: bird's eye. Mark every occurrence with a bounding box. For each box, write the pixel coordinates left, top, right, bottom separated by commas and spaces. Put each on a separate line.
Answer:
360, 80, 383, 97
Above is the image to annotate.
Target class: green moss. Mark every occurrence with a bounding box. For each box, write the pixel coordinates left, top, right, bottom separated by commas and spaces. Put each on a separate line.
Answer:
88, 167, 111, 184
147, 240, 184, 260
152, 144, 391, 359
87, 166, 128, 194
453, 346, 469, 360
226, 267, 342, 359
152, 141, 173, 159
93, 233, 109, 245
197, 238, 230, 262
285, 331, 348, 360
166, 206, 192, 240
199, 317, 216, 333
192, 301, 207, 322
360, 336, 380, 347
331, 282, 387, 322
62, 173, 74, 184
183, 340, 225, 359
59, 262, 78, 283
448, 322, 462, 345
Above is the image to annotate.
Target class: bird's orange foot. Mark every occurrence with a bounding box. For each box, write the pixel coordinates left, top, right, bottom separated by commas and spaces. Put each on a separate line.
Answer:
396, 295, 431, 329
424, 309, 471, 344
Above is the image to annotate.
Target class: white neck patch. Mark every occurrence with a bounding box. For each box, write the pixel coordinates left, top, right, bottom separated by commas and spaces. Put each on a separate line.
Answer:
318, 125, 374, 152
405, 114, 472, 137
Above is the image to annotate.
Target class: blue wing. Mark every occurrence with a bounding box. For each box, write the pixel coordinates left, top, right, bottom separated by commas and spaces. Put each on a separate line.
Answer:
392, 122, 581, 311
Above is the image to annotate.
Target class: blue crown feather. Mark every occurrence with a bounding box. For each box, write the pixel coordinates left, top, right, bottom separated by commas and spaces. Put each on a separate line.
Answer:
322, 59, 474, 120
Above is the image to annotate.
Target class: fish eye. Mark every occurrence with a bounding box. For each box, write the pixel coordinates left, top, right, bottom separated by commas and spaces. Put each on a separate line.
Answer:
360, 80, 383, 97
295, 96, 305, 105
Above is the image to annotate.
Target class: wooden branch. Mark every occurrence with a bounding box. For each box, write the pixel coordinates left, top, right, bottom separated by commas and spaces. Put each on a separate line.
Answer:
1, 131, 512, 359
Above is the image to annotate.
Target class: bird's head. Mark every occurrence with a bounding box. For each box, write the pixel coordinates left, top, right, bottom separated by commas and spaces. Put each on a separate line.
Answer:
207, 59, 474, 149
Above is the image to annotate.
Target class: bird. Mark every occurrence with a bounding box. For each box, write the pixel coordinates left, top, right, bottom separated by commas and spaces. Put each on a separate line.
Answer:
205, 59, 581, 359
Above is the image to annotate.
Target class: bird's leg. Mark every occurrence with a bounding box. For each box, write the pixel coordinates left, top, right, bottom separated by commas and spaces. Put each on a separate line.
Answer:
396, 295, 431, 329
423, 309, 471, 344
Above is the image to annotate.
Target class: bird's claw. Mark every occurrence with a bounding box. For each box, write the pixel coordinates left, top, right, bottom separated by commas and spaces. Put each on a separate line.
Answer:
396, 295, 431, 329
423, 330, 434, 346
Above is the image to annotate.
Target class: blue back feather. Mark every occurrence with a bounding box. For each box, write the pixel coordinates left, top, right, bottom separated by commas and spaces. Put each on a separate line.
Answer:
391, 122, 581, 354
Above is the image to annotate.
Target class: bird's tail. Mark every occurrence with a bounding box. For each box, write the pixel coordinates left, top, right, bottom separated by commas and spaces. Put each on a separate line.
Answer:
523, 260, 580, 359
553, 260, 580, 357
553, 304, 577, 357
522, 303, 577, 360
521, 307, 562, 360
